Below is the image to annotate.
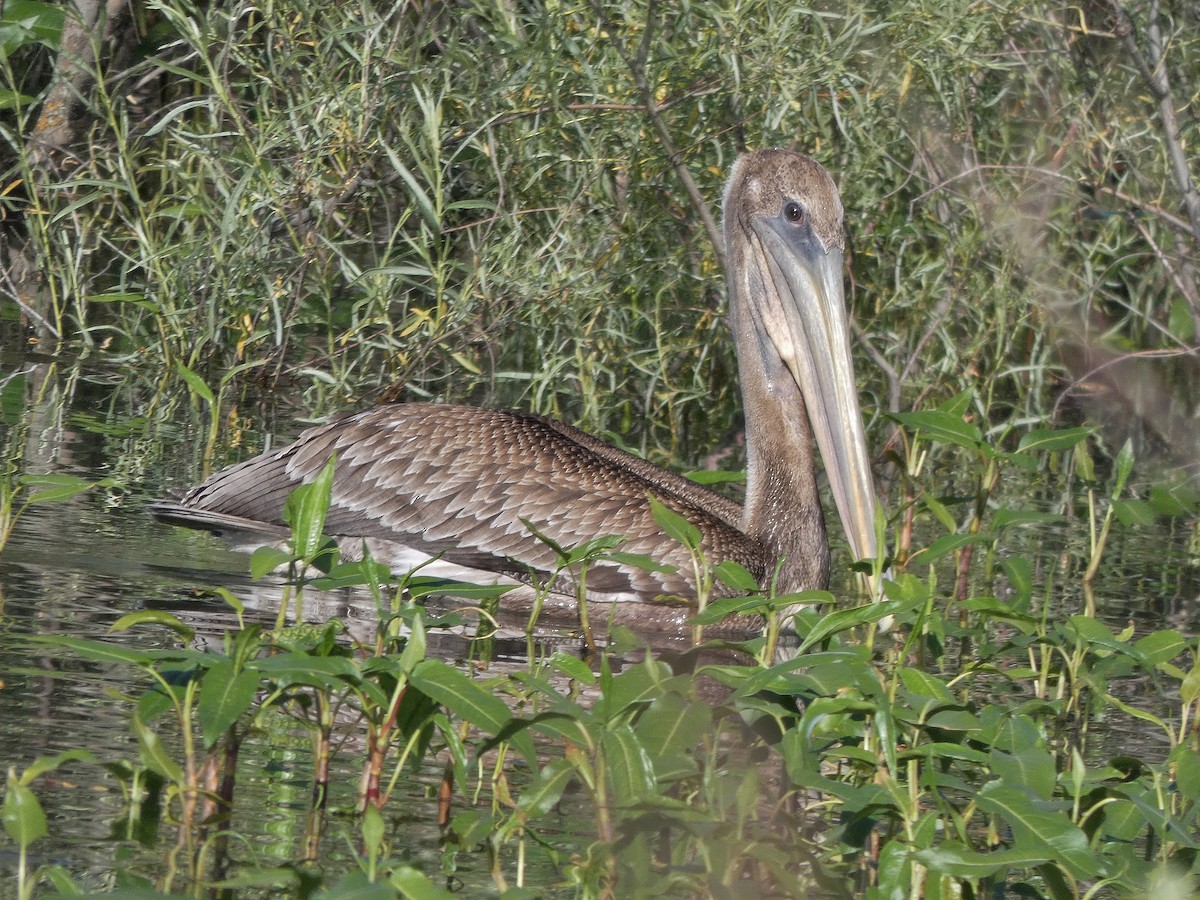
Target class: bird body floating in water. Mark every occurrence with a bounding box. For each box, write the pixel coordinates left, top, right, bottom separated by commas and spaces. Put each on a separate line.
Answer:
150, 150, 879, 631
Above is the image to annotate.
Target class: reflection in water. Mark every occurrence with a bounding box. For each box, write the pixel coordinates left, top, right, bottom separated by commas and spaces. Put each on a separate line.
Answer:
1, 359, 1198, 891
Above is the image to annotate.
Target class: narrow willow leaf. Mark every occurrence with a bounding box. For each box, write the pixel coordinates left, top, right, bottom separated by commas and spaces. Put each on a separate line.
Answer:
199, 661, 259, 747
176, 362, 215, 405
1016, 427, 1092, 453
22, 473, 94, 504
912, 532, 991, 565
28, 635, 152, 667
398, 612, 426, 675
111, 610, 195, 642
1113, 438, 1134, 491
1112, 498, 1156, 527
992, 508, 1064, 529
890, 410, 982, 449
134, 718, 185, 783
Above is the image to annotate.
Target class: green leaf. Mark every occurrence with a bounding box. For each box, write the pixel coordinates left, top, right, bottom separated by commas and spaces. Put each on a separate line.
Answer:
911, 532, 991, 565
409, 659, 523, 756
1000, 556, 1033, 611
176, 362, 215, 405
1134, 630, 1187, 668
388, 865, 458, 899
199, 661, 259, 747
516, 758, 577, 818
283, 456, 336, 562
601, 724, 655, 804
1016, 427, 1092, 453
635, 693, 711, 757
890, 410, 982, 449
992, 508, 1064, 529
2, 772, 47, 847
916, 842, 1052, 877
975, 781, 1101, 878
250, 546, 294, 578
714, 559, 759, 592
549, 652, 596, 685
110, 610, 195, 642
798, 596, 920, 653
648, 495, 701, 550
1112, 498, 1156, 527
27, 635, 152, 668
990, 748, 1057, 799
134, 718, 185, 783
21, 473, 94, 504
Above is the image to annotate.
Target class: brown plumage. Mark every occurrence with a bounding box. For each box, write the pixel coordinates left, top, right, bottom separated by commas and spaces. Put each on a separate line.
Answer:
150, 150, 878, 631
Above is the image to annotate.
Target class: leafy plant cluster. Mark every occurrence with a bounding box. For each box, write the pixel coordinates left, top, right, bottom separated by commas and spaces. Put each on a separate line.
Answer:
4, 422, 1198, 898
2, 0, 1197, 469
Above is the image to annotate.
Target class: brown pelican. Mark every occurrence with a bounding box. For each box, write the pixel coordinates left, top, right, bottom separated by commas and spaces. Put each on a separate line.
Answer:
150, 150, 879, 631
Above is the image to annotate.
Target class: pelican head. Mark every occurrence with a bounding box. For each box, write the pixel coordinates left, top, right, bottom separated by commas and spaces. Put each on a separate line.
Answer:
723, 149, 878, 587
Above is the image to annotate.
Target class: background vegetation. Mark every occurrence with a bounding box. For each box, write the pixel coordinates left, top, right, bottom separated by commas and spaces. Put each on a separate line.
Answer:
2, 0, 1199, 897
3, 0, 1196, 469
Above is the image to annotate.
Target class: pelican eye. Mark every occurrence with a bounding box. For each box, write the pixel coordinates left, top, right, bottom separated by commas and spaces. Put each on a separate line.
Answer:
783, 201, 804, 224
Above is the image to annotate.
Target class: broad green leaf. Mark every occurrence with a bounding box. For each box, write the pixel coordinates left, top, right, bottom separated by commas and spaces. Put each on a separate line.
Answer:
1000, 556, 1033, 611
22, 473, 94, 504
648, 495, 701, 550
990, 748, 1056, 799
410, 659, 516, 739
2, 773, 47, 846
549, 652, 596, 685
1134, 630, 1187, 668
798, 596, 920, 653
283, 456, 336, 561
252, 653, 360, 687
516, 758, 576, 818
975, 781, 1100, 878
635, 693, 711, 757
388, 864, 457, 899
199, 661, 259, 747
714, 559, 759, 592
1112, 498, 1156, 527
916, 843, 1052, 877
601, 724, 655, 804
250, 546, 293, 578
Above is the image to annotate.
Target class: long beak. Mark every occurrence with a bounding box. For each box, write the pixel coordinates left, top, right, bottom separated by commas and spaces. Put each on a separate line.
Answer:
753, 220, 879, 580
